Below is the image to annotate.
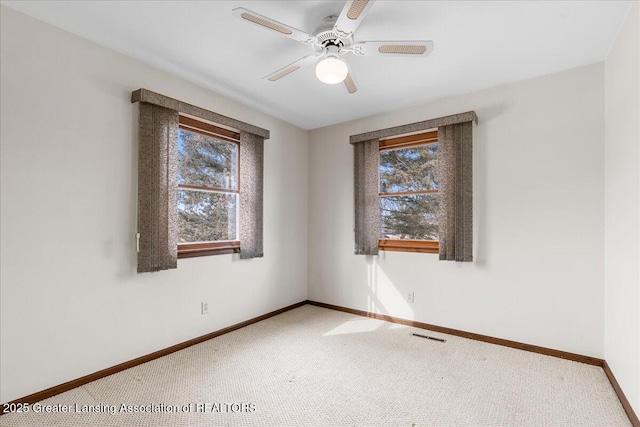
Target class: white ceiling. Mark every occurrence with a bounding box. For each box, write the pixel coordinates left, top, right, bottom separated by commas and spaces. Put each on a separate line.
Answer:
2, 1, 631, 130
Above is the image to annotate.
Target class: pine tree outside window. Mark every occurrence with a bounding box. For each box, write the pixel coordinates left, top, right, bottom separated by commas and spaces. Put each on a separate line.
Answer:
133, 88, 268, 271
177, 115, 241, 257
352, 111, 474, 259
378, 130, 439, 254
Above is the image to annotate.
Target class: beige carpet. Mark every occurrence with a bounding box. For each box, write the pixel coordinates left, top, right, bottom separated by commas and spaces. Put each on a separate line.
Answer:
0, 305, 631, 427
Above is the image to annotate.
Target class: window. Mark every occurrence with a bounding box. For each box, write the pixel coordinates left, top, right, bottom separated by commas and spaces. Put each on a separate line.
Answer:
133, 88, 268, 272
177, 115, 241, 258
352, 111, 474, 260
378, 130, 439, 254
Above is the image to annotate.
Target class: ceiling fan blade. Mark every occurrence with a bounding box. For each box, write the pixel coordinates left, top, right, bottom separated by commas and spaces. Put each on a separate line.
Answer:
333, 0, 376, 39
263, 54, 322, 81
233, 7, 316, 44
353, 41, 434, 57
343, 72, 358, 94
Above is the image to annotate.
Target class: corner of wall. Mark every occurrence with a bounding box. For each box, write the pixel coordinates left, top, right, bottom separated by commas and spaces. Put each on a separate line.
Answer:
604, 0, 640, 415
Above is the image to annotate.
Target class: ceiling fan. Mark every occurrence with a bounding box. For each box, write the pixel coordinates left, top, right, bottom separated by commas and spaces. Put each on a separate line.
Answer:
232, 0, 434, 94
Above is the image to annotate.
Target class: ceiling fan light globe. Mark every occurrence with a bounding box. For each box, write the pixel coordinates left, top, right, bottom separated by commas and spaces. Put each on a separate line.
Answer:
315, 57, 348, 84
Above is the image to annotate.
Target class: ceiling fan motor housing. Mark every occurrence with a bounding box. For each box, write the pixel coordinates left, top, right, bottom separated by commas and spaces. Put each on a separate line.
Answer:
312, 15, 352, 52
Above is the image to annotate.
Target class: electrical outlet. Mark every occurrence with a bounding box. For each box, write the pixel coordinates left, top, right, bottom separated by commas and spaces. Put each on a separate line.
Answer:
201, 302, 209, 315
407, 292, 415, 304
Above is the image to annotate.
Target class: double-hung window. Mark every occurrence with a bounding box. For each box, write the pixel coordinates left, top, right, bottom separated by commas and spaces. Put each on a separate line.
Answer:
177, 116, 241, 258
379, 130, 439, 254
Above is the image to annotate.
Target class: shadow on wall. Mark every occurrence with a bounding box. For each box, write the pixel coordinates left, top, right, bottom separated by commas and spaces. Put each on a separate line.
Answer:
126, 96, 139, 278
472, 103, 505, 268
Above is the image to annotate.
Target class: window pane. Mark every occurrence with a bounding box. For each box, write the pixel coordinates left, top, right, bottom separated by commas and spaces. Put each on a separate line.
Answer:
178, 129, 237, 190
178, 189, 237, 242
380, 194, 439, 240
380, 144, 438, 193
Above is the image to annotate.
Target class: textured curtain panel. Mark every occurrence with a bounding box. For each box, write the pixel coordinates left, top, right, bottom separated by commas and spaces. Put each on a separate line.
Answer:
354, 139, 380, 255
137, 103, 179, 272
438, 122, 473, 262
239, 132, 264, 259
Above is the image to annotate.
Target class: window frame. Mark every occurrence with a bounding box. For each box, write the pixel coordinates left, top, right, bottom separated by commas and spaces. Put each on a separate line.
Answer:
177, 115, 241, 258
378, 130, 439, 254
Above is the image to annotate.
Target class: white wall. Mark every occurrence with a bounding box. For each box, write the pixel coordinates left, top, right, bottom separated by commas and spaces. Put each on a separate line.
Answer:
605, 2, 640, 414
0, 6, 308, 403
308, 63, 606, 358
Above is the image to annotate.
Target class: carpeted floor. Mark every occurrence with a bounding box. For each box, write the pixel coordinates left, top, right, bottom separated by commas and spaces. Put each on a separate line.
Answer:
0, 305, 631, 426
